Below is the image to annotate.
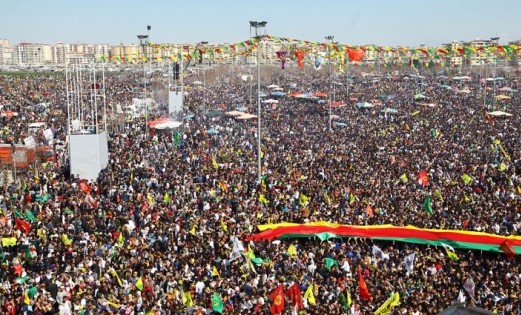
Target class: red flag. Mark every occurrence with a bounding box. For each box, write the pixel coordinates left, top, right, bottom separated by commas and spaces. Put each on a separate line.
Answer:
287, 283, 304, 311
485, 113, 494, 124
79, 180, 91, 194
13, 264, 24, 276
417, 170, 429, 186
500, 240, 515, 259
365, 204, 374, 218
347, 48, 365, 62
85, 194, 98, 208
15, 218, 31, 234
269, 284, 285, 315
294, 51, 305, 68
358, 271, 371, 300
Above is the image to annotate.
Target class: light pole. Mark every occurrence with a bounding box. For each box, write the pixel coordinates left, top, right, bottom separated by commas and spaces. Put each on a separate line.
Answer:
137, 34, 149, 137
250, 20, 267, 183
491, 36, 499, 110
325, 35, 334, 131
200, 41, 208, 111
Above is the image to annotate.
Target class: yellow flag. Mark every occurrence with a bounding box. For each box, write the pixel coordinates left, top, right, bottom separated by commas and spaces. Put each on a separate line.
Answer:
212, 266, 220, 278
324, 192, 331, 205
220, 220, 228, 232
184, 291, 193, 306
117, 233, 124, 246
304, 284, 316, 305
24, 292, 30, 305
2, 237, 17, 247
374, 292, 400, 315
61, 234, 72, 246
287, 244, 297, 256
258, 194, 269, 205
189, 226, 196, 235
212, 157, 219, 169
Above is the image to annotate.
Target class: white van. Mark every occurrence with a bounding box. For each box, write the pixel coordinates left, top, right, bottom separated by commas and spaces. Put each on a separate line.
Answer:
28, 122, 47, 135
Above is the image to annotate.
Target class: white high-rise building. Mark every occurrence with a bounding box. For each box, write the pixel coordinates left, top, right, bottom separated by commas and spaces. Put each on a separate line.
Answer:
15, 43, 53, 65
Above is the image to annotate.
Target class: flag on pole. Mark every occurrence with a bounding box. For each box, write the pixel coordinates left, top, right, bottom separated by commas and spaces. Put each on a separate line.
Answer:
303, 284, 316, 305
287, 283, 304, 312
212, 293, 224, 314
358, 271, 371, 300
135, 277, 143, 291
403, 253, 416, 275
417, 170, 429, 186
374, 292, 400, 315
423, 195, 433, 214
441, 243, 460, 261
269, 284, 285, 314
324, 257, 338, 270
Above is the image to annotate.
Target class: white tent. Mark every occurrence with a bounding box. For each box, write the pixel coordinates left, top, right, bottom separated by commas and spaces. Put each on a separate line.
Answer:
487, 111, 512, 117
236, 113, 258, 120
225, 110, 245, 116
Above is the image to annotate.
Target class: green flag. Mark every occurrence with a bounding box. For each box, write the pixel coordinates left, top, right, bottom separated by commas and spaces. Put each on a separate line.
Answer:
25, 210, 37, 223
315, 232, 337, 242
324, 258, 338, 270
424, 195, 433, 214
212, 293, 224, 314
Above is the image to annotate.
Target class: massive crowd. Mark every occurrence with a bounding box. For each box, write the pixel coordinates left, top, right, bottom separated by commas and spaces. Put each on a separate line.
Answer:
0, 63, 520, 315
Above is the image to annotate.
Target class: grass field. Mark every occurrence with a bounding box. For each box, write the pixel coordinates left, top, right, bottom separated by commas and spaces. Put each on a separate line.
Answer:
0, 71, 64, 77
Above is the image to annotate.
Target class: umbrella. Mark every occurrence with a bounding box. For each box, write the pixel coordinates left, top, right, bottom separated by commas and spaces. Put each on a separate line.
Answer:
414, 93, 426, 100
271, 91, 286, 97
356, 102, 375, 108
236, 113, 258, 120
495, 95, 511, 100
0, 111, 19, 117
487, 111, 512, 117
207, 128, 219, 134
225, 110, 244, 116
153, 121, 183, 129
330, 102, 347, 108
334, 122, 348, 127
205, 111, 223, 118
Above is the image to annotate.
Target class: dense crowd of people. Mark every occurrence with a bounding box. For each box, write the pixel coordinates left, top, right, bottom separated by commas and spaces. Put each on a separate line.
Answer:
0, 63, 520, 315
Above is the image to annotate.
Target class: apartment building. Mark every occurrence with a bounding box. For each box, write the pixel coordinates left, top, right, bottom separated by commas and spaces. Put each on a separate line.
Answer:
15, 43, 54, 65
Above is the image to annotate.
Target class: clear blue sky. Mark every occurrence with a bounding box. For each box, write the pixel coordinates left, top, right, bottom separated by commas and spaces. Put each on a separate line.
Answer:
2, 0, 520, 46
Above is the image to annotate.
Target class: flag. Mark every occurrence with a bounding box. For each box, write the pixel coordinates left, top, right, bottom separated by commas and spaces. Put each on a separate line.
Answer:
365, 204, 374, 217
372, 245, 389, 260
220, 220, 228, 232
212, 293, 224, 314
287, 244, 298, 256
25, 210, 37, 223
403, 253, 416, 275
441, 243, 459, 261
423, 195, 433, 214
358, 271, 371, 300
61, 234, 73, 246
2, 237, 17, 247
287, 283, 304, 312
339, 288, 352, 310
79, 180, 90, 193
461, 174, 472, 185
212, 266, 220, 278
324, 258, 338, 270
135, 277, 143, 291
324, 192, 331, 205
24, 292, 31, 305
349, 193, 356, 204
270, 284, 285, 314
15, 218, 31, 234
299, 193, 309, 206
499, 240, 516, 259
163, 192, 171, 204
117, 232, 124, 246
457, 290, 466, 304
463, 277, 475, 298
417, 170, 429, 186
184, 291, 193, 306
399, 173, 408, 183
304, 284, 316, 305
259, 193, 269, 205
110, 269, 123, 287
374, 292, 400, 315
212, 157, 219, 169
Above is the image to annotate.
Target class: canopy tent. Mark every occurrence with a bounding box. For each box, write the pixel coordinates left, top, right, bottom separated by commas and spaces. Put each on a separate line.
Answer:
192, 80, 203, 86
453, 76, 471, 81
272, 87, 284, 91
314, 92, 327, 97
439, 84, 452, 90
330, 101, 347, 108
153, 121, 182, 129
266, 84, 280, 89
334, 122, 347, 127
495, 95, 511, 100
458, 89, 471, 94
438, 304, 495, 315
498, 86, 517, 92
205, 110, 223, 118
0, 110, 19, 117
381, 108, 398, 113
356, 102, 375, 108
487, 111, 512, 117
236, 113, 258, 120
262, 99, 279, 104
289, 92, 305, 97
271, 91, 286, 97
418, 103, 437, 107
225, 110, 245, 116
148, 117, 172, 126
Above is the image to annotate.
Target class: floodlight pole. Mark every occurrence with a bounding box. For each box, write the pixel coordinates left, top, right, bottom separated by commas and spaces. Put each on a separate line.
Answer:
250, 21, 267, 184
325, 35, 334, 131
138, 34, 149, 138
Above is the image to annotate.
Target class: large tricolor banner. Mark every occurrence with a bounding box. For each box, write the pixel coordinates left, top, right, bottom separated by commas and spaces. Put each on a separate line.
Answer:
246, 222, 521, 255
